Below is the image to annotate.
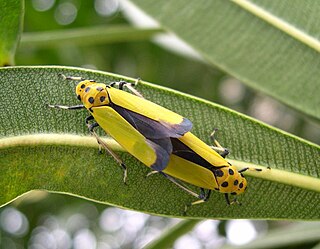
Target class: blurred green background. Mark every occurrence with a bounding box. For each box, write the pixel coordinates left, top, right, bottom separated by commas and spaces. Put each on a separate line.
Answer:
1, 0, 319, 248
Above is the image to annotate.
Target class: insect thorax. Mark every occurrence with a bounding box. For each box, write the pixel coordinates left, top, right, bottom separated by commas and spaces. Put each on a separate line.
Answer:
214, 165, 247, 195
76, 80, 110, 109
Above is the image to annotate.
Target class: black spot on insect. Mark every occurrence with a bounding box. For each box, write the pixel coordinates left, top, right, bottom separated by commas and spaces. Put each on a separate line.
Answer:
81, 84, 86, 89
231, 192, 237, 195
96, 87, 103, 91
239, 182, 244, 188
234, 180, 238, 186
221, 181, 228, 188
215, 169, 224, 177
100, 96, 106, 102
229, 168, 234, 175
85, 87, 91, 93
77, 95, 81, 101
214, 187, 219, 191
88, 97, 94, 104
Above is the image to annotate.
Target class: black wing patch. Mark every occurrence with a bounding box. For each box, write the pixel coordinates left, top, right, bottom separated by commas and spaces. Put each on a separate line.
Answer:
112, 104, 192, 139
171, 138, 214, 170
159, 117, 192, 137
146, 139, 171, 171
112, 103, 191, 171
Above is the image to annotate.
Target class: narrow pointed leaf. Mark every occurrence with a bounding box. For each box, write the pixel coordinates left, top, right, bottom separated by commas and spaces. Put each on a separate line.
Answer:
0, 66, 319, 219
129, 0, 320, 120
20, 25, 163, 48
0, 0, 24, 66
144, 219, 199, 249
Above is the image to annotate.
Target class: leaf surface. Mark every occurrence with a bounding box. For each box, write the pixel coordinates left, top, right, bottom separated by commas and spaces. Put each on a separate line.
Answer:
0, 0, 24, 66
0, 66, 319, 219
129, 0, 320, 120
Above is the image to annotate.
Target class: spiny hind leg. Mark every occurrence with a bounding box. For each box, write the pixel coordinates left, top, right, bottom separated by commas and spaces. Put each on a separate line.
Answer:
58, 73, 96, 82
151, 172, 201, 199
184, 188, 212, 214
210, 129, 271, 172
85, 116, 103, 153
148, 172, 211, 214
110, 78, 144, 98
48, 104, 85, 110
210, 128, 229, 158
86, 115, 127, 183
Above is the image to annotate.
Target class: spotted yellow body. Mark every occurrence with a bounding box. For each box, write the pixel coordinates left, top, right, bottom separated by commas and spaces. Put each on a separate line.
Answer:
50, 76, 255, 207
163, 132, 247, 195
76, 80, 192, 171
74, 79, 249, 197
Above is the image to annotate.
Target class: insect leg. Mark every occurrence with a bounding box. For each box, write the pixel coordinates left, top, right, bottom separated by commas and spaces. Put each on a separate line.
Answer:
123, 78, 144, 98
85, 115, 128, 183
85, 116, 103, 153
156, 172, 211, 214
238, 167, 263, 173
225, 194, 242, 205
110, 78, 144, 98
159, 172, 201, 198
184, 189, 212, 214
210, 128, 229, 158
48, 104, 85, 110
146, 170, 160, 178
224, 193, 231, 205
58, 73, 96, 82
85, 115, 99, 131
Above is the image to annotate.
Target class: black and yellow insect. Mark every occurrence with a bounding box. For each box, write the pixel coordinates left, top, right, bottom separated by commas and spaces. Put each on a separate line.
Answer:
49, 75, 260, 209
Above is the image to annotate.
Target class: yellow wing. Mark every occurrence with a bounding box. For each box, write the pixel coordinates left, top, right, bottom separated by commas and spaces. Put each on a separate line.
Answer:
163, 154, 218, 189
92, 106, 171, 170
178, 132, 229, 167
106, 87, 192, 135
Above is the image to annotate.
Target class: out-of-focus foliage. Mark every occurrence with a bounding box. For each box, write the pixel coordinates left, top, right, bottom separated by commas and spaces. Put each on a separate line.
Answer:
0, 0, 23, 65
17, 1, 319, 145
19, 0, 225, 103
131, 0, 320, 120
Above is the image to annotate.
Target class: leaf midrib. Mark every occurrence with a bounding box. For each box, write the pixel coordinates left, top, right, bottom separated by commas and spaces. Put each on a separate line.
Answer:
2, 134, 319, 194
232, 0, 320, 52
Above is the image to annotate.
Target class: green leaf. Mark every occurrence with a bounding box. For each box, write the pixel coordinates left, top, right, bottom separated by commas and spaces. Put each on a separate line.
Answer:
313, 242, 320, 249
0, 66, 319, 219
20, 25, 163, 48
0, 0, 24, 66
143, 219, 200, 249
128, 0, 320, 120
